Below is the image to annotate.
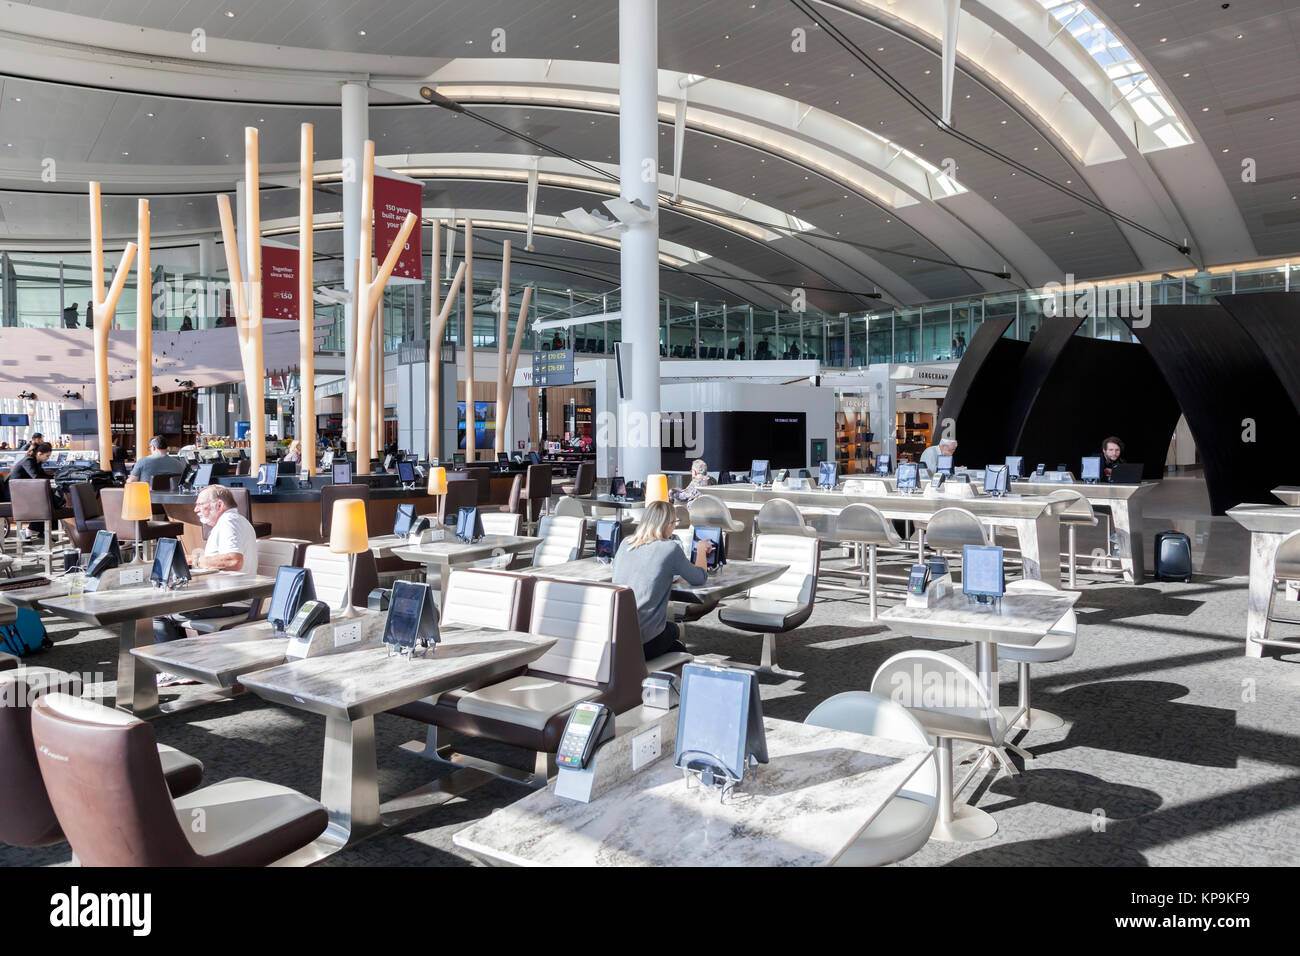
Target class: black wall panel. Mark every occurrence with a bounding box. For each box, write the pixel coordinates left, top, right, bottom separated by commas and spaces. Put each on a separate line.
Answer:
1215, 292, 1300, 416
936, 317, 1025, 469
1122, 304, 1300, 514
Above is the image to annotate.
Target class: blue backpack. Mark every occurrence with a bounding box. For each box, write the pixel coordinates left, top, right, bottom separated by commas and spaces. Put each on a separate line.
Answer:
0, 607, 50, 656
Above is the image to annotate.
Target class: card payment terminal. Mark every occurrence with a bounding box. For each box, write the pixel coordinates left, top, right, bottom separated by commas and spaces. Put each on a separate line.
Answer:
556, 702, 613, 770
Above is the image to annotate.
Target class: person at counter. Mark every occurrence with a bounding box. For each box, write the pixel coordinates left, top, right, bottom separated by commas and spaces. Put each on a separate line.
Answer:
919, 437, 957, 473
1100, 435, 1126, 482
612, 500, 710, 660
9, 442, 59, 541
128, 436, 187, 485
670, 459, 715, 503
153, 486, 259, 651
283, 440, 302, 464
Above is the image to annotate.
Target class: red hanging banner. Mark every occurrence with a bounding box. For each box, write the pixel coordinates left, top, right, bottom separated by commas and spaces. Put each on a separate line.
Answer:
373, 172, 423, 280
261, 245, 298, 320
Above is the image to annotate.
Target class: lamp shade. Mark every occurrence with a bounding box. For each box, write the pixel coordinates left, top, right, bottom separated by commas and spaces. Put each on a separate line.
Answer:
427, 466, 447, 496
646, 473, 670, 503
121, 481, 153, 521
329, 498, 368, 554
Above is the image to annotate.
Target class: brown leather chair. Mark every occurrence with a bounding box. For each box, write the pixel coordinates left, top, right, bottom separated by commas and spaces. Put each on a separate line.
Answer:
498, 473, 524, 516
63, 482, 105, 553
229, 487, 274, 538
320, 483, 370, 539
522, 464, 553, 528
2, 669, 202, 848
462, 464, 493, 506
438, 478, 478, 525
9, 479, 75, 574
0, 651, 19, 671
559, 461, 595, 498
101, 486, 183, 560
396, 578, 647, 784
31, 693, 326, 866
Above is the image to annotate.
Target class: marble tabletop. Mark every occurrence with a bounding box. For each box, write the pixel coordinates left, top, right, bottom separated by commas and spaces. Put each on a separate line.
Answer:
1226, 504, 1300, 534
880, 587, 1078, 646
1272, 486, 1300, 507
391, 534, 543, 567
33, 572, 277, 626
239, 626, 556, 721
130, 620, 288, 688
453, 717, 933, 867
707, 485, 1065, 520
523, 558, 788, 605
589, 495, 648, 509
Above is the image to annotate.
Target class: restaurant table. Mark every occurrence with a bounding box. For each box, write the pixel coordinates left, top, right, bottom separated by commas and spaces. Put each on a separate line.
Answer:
391, 534, 543, 599
1273, 486, 1300, 507
1226, 504, 1300, 657
523, 557, 788, 605
708, 485, 1070, 586
583, 495, 649, 519
239, 626, 556, 864
29, 571, 277, 715
453, 717, 932, 867
879, 587, 1078, 840
130, 620, 290, 713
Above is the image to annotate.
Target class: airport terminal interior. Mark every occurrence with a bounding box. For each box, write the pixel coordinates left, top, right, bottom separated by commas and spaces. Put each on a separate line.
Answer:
1, 0, 1299, 870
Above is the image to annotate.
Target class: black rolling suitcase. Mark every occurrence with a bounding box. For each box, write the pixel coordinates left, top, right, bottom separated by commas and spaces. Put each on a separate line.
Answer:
1154, 531, 1192, 582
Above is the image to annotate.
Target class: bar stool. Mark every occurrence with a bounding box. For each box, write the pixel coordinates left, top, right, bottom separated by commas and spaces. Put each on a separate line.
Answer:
687, 493, 744, 535
752, 497, 819, 549
8, 480, 73, 575
1259, 529, 1300, 653
834, 503, 902, 622
228, 487, 274, 538
1049, 489, 1097, 588
101, 487, 183, 562
522, 464, 552, 532
920, 507, 990, 578
559, 461, 595, 498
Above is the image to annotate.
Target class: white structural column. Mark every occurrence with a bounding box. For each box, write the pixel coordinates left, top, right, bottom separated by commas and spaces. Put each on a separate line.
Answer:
341, 81, 368, 450
197, 235, 215, 327
941, 0, 961, 127
618, 0, 662, 483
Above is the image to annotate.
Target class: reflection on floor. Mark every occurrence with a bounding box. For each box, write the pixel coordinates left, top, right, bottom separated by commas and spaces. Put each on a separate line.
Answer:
4, 475, 1299, 867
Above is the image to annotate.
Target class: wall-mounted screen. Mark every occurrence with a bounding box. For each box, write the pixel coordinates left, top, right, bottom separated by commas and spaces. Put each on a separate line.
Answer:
659, 411, 807, 473
60, 409, 99, 436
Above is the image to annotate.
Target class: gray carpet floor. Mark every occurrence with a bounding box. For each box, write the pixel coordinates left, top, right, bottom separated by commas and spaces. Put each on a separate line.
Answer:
5, 476, 1300, 867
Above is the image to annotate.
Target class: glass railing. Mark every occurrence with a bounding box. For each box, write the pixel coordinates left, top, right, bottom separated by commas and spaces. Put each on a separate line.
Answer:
1, 250, 1295, 369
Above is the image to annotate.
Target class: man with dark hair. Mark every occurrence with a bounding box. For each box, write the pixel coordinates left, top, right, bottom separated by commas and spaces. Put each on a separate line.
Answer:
1100, 435, 1126, 482
128, 435, 186, 485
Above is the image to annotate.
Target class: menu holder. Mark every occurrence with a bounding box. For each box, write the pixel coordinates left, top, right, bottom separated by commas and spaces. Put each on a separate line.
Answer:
382, 580, 441, 659
674, 663, 768, 802
962, 545, 1005, 610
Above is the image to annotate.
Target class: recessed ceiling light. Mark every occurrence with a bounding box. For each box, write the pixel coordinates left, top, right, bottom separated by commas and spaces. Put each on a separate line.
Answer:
924, 69, 931, 75
724, 34, 730, 39
224, 9, 235, 17
13, 98, 20, 103
1033, 146, 1038, 150
1201, 106, 1209, 112
146, 112, 154, 117
877, 47, 884, 52
1236, 33, 1243, 39
574, 43, 580, 48
357, 29, 366, 36
715, 63, 721, 68
465, 39, 473, 44
1182, 72, 1190, 77
1000, 119, 1007, 124
122, 151, 129, 156
5, 144, 11, 148
1222, 147, 1229, 152
1159, 37, 1167, 42
1268, 116, 1275, 121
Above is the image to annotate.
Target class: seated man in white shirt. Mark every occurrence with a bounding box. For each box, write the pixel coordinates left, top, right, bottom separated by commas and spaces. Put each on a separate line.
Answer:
153, 484, 259, 651
919, 438, 958, 475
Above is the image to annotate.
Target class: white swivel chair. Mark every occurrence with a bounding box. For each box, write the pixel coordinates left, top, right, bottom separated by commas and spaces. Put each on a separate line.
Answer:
871, 650, 1010, 842
999, 579, 1078, 731
552, 497, 587, 520
531, 514, 586, 568
834, 503, 903, 621
717, 533, 819, 674
804, 691, 938, 866
921, 506, 990, 576
1048, 489, 1097, 588
1259, 529, 1300, 653
752, 498, 819, 561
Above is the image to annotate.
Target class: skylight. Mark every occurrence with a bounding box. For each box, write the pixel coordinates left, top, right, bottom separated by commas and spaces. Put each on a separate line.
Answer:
1040, 0, 1191, 149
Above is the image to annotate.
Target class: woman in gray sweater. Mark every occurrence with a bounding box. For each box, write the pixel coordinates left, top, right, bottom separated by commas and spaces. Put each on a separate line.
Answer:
612, 500, 711, 659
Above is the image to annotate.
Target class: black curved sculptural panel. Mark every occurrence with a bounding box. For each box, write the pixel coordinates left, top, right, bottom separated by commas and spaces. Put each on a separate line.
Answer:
1121, 304, 1300, 514
936, 317, 1024, 469
1215, 292, 1300, 417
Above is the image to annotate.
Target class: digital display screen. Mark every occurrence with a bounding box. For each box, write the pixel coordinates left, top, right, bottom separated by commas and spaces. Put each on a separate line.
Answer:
876, 455, 891, 475
194, 463, 215, 488
658, 411, 806, 473
332, 462, 353, 485
572, 708, 596, 727
1080, 457, 1101, 481
819, 461, 838, 488
1005, 456, 1023, 480
936, 455, 954, 476
268, 566, 311, 629
59, 409, 98, 436
962, 545, 1005, 598
897, 462, 919, 490
154, 410, 182, 434
0, 413, 29, 427
595, 518, 619, 559
611, 477, 627, 497
750, 459, 769, 485
397, 461, 416, 483
393, 503, 416, 537
257, 464, 277, 486
984, 464, 1008, 495
91, 530, 118, 559
676, 668, 748, 780
387, 589, 423, 645
693, 526, 723, 570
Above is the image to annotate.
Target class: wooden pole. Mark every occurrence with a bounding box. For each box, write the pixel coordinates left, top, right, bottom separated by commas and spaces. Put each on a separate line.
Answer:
429, 261, 468, 464
499, 284, 534, 447
427, 220, 441, 463
298, 123, 316, 476
372, 253, 382, 457
464, 219, 475, 462
89, 182, 137, 469
243, 126, 265, 472
495, 240, 511, 455
135, 198, 152, 459
354, 142, 376, 470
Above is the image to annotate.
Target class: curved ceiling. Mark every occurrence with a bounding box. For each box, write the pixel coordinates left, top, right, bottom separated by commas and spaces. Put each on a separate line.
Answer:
0, 0, 1295, 311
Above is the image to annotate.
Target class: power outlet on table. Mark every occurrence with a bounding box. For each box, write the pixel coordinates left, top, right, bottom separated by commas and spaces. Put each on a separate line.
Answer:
632, 726, 661, 771
333, 621, 362, 648
119, 567, 145, 586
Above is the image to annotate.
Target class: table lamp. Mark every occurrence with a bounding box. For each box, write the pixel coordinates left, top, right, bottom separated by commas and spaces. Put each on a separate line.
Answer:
646, 473, 670, 504
329, 497, 368, 619
121, 481, 153, 563
427, 466, 447, 516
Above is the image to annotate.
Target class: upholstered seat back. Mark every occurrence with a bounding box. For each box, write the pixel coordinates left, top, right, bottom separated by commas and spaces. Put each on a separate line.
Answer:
750, 534, 819, 606
527, 579, 617, 684
835, 503, 901, 547
443, 569, 534, 631
320, 483, 369, 539
481, 512, 523, 537
923, 507, 990, 551
303, 545, 377, 610
9, 479, 54, 523
0, 669, 84, 847
533, 515, 586, 567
